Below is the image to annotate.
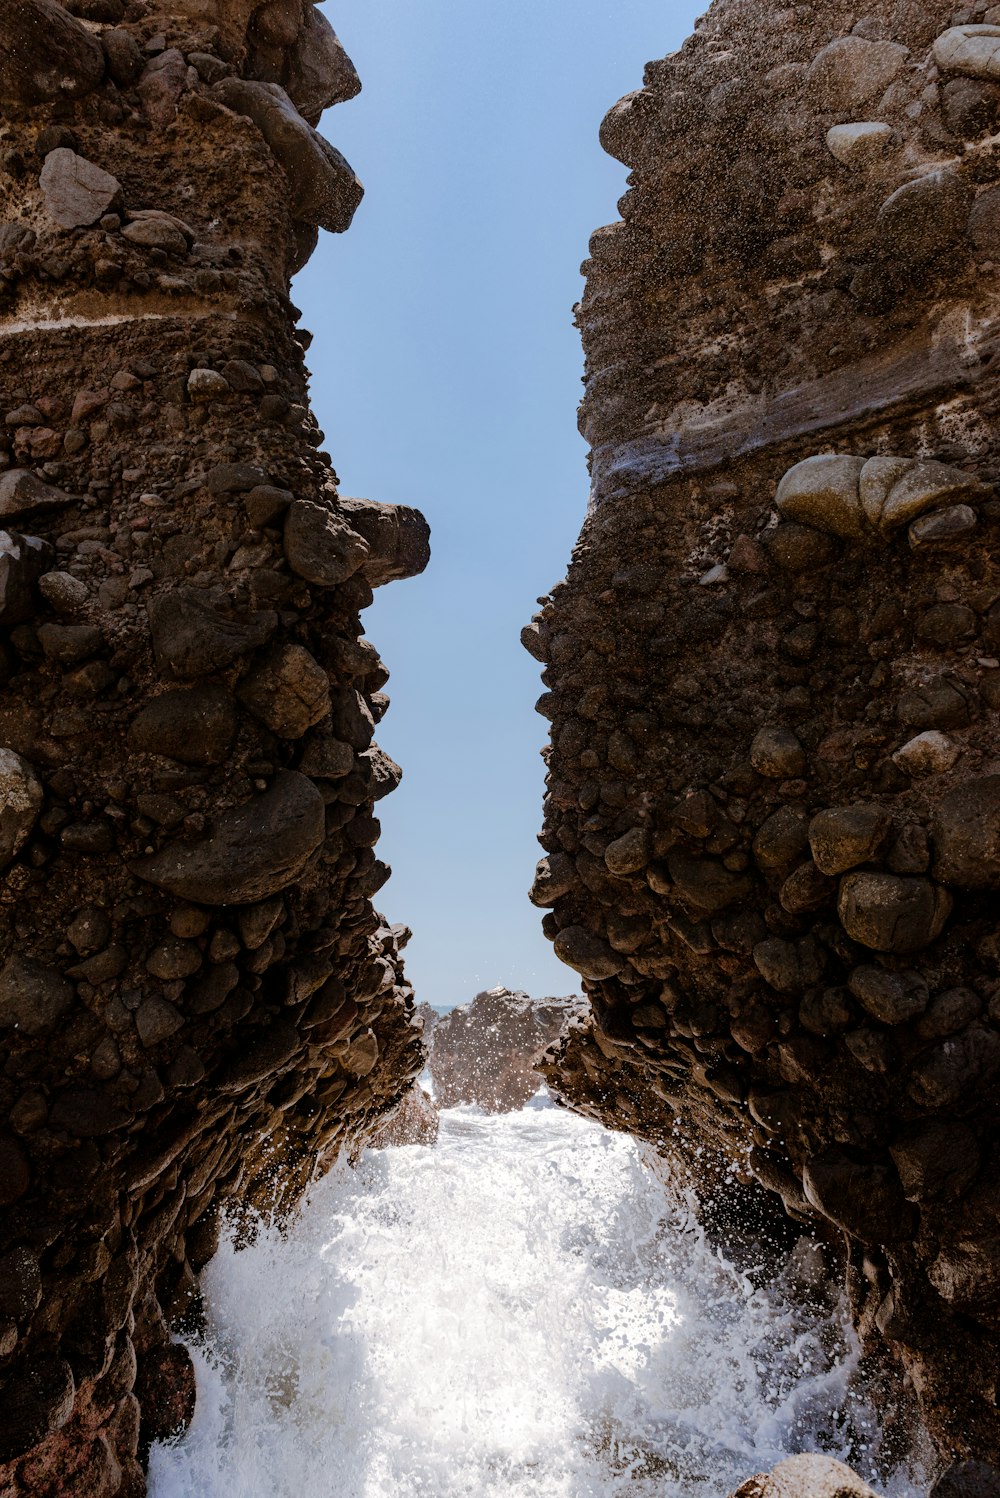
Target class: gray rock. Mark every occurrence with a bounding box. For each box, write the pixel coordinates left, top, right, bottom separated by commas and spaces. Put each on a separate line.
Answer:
837, 871, 951, 952
552, 924, 624, 979
909, 1021, 1000, 1108
212, 78, 363, 233
932, 776, 1000, 888
131, 770, 326, 905
892, 730, 959, 776
808, 804, 891, 875
236, 642, 330, 739
0, 0, 104, 104
187, 369, 230, 401
890, 1120, 980, 1200
39, 149, 121, 229
848, 965, 928, 1024
37, 569, 88, 615
0, 532, 52, 625
774, 454, 865, 538
604, 827, 651, 875
121, 218, 187, 255
135, 996, 184, 1046
807, 36, 909, 111
934, 25, 1000, 81
908, 504, 977, 548
802, 1148, 914, 1242
875, 170, 974, 264
897, 676, 971, 730
127, 685, 238, 766
282, 499, 369, 586
749, 724, 805, 778
825, 121, 893, 169
204, 462, 268, 495
337, 498, 431, 586
728, 1453, 879, 1498
0, 955, 72, 1035
0, 751, 43, 870
0, 470, 75, 523
667, 849, 752, 915
146, 589, 276, 678
529, 852, 576, 906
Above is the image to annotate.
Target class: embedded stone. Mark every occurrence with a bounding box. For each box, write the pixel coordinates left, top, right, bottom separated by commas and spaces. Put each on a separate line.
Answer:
918, 987, 981, 1040
890, 1121, 980, 1201
897, 677, 971, 731
121, 217, 187, 255
909, 1022, 1000, 1108
802, 1148, 914, 1242
858, 455, 913, 526
0, 1247, 41, 1325
0, 1136, 30, 1206
753, 935, 825, 993
236, 643, 330, 739
808, 804, 891, 875
667, 849, 752, 915
752, 806, 809, 868
880, 460, 982, 529
337, 498, 431, 586
875, 171, 974, 264
282, 499, 370, 587
848, 965, 928, 1024
0, 1356, 75, 1464
0, 0, 104, 104
48, 1087, 130, 1136
0, 750, 44, 869
934, 25, 1000, 81
932, 775, 1000, 888
212, 78, 363, 233
931, 1464, 1000, 1498
604, 827, 652, 875
760, 523, 840, 571
774, 455, 865, 538
908, 505, 977, 548
204, 462, 268, 495
0, 533, 53, 625
39, 149, 121, 229
749, 725, 805, 778
0, 470, 75, 523
552, 924, 624, 980
837, 872, 951, 952
135, 995, 184, 1044
529, 853, 576, 906
217, 1018, 300, 1091
128, 686, 238, 766
131, 770, 326, 904
187, 369, 230, 401
146, 590, 276, 678
825, 121, 893, 169
0, 955, 73, 1035
806, 36, 909, 112
298, 731, 354, 781
892, 731, 959, 776
282, 7, 361, 124
37, 569, 88, 615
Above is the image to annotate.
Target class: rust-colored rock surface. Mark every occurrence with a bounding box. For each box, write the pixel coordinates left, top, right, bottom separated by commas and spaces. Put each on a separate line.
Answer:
0, 1, 427, 1492
531, 0, 1000, 1471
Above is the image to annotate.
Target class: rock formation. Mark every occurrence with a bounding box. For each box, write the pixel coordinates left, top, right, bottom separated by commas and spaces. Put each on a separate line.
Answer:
0, 1, 428, 1492
531, 0, 1000, 1475
429, 987, 583, 1112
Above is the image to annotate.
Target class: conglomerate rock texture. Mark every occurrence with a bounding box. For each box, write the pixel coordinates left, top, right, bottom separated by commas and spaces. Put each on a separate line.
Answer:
530, 0, 1000, 1472
0, 1, 428, 1492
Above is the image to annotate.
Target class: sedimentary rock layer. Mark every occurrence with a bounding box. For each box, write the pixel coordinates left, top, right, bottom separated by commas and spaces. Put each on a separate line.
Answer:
533, 0, 1000, 1470
0, 2, 427, 1492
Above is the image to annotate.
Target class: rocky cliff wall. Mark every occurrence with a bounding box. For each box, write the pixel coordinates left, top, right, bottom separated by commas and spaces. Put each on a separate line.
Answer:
531, 0, 1000, 1473
0, 2, 427, 1492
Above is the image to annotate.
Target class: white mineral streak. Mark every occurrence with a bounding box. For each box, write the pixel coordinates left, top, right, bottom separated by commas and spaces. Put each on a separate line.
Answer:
149, 1100, 927, 1498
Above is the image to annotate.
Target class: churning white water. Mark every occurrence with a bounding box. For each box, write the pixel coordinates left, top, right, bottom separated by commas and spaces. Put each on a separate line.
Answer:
149, 1096, 924, 1498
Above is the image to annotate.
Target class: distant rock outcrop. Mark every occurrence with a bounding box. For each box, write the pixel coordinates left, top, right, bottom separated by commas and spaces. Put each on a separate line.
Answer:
430, 987, 583, 1112
532, 0, 1000, 1471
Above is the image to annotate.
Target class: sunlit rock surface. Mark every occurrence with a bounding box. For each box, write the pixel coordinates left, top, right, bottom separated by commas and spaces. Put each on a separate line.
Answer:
531, 0, 1000, 1471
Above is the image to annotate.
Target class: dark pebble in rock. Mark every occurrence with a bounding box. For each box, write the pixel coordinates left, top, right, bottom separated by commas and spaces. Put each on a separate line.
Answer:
146, 589, 276, 678
127, 685, 237, 766
933, 775, 1000, 888
283, 498, 369, 587
131, 770, 325, 905
0, 954, 73, 1034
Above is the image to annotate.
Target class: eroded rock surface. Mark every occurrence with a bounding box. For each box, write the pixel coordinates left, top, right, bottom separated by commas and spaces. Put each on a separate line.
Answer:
0, 2, 428, 1492
429, 987, 583, 1112
532, 0, 1000, 1470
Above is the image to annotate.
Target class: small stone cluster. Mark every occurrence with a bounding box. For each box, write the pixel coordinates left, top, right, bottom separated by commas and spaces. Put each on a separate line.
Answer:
0, 1, 428, 1493
532, 0, 1000, 1476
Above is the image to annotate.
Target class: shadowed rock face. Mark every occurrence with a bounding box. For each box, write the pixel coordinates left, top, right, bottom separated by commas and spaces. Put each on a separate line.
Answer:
0, 1, 428, 1492
532, 0, 1000, 1470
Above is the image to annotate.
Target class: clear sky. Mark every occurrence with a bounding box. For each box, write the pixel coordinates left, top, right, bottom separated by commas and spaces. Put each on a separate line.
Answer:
296, 1, 700, 1009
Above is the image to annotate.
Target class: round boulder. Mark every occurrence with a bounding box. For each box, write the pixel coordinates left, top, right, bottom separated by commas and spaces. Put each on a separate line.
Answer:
837, 871, 951, 952
0, 749, 43, 869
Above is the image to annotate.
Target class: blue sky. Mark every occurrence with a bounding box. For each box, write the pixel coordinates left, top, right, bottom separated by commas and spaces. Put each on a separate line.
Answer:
296, 1, 700, 1009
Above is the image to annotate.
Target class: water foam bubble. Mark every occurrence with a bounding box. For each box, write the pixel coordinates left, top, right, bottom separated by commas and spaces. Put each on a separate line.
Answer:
149, 1099, 926, 1498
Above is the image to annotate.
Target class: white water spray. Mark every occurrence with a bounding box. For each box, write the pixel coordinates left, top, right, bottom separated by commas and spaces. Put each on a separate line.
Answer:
149, 1097, 925, 1498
